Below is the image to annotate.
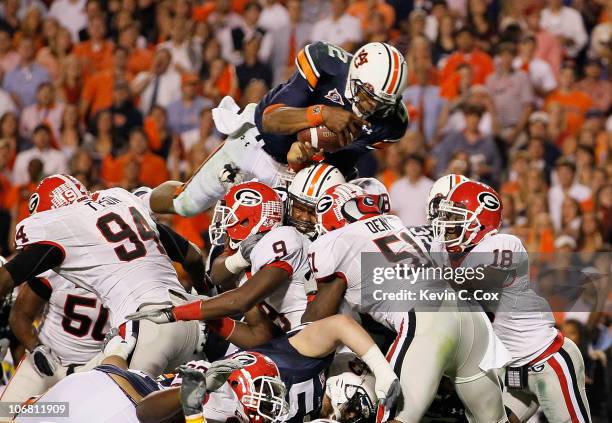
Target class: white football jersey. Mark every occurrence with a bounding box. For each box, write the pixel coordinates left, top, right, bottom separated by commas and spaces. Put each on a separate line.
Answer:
243, 226, 310, 331
36, 271, 110, 366
308, 215, 431, 332
458, 233, 557, 366
15, 188, 184, 326
166, 360, 249, 423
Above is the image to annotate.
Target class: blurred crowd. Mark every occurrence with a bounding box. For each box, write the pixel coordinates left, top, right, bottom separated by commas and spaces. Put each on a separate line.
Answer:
0, 0, 609, 419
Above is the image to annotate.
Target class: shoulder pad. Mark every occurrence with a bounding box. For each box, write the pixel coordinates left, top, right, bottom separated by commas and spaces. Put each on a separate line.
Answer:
296, 42, 351, 90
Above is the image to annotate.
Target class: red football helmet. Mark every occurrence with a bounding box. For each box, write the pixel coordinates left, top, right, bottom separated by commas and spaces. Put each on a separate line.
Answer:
432, 181, 503, 251
28, 174, 90, 214
316, 183, 382, 235
209, 181, 283, 248
226, 351, 289, 423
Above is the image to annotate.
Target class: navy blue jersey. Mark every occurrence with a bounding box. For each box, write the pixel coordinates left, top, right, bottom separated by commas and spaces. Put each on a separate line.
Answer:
94, 364, 160, 400
250, 328, 333, 422
254, 41, 409, 175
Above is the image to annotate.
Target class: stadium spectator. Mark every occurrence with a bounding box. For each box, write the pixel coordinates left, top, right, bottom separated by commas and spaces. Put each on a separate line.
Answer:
12, 125, 67, 185
131, 48, 181, 115
575, 60, 612, 114
35, 26, 73, 82
559, 197, 582, 239
432, 13, 455, 67
364, 11, 391, 44
405, 35, 437, 86
310, 0, 362, 52
159, 17, 201, 74
523, 6, 563, 78
440, 26, 494, 85
402, 64, 446, 144
118, 25, 154, 76
548, 159, 591, 231
72, 14, 114, 80
545, 64, 593, 138
166, 74, 213, 136
443, 85, 495, 137
466, 0, 497, 53
76, 0, 103, 42
513, 34, 557, 98
218, 1, 273, 65
107, 127, 168, 188
57, 104, 82, 156
389, 153, 432, 227
106, 79, 142, 149
80, 46, 133, 121
144, 105, 173, 159
19, 81, 64, 142
235, 34, 273, 92
48, 0, 87, 43
485, 42, 534, 143
2, 37, 50, 109
0, 0, 19, 37
347, 0, 395, 31
258, 0, 290, 35
0, 111, 22, 165
433, 103, 501, 186
540, 0, 588, 59
0, 29, 19, 74
271, 0, 311, 83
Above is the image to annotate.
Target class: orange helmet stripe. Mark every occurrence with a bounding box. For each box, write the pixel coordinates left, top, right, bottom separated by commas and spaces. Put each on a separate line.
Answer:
385, 49, 401, 95
306, 164, 330, 196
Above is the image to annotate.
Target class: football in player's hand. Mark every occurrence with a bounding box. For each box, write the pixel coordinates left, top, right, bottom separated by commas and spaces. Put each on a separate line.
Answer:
296, 126, 342, 152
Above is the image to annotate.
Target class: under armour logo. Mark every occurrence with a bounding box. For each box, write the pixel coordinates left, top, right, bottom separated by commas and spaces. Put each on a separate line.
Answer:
362, 125, 373, 135
354, 51, 368, 68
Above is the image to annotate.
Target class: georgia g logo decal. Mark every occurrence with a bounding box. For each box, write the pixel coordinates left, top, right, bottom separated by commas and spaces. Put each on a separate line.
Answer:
28, 193, 40, 214
234, 189, 262, 206
477, 192, 500, 211
316, 195, 334, 214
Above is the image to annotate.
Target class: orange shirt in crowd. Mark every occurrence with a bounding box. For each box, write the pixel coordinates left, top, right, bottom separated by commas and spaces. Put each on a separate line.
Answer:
172, 213, 211, 249
102, 152, 169, 188
439, 72, 467, 100
81, 69, 133, 117
545, 90, 593, 137
127, 48, 154, 76
7, 182, 37, 224
73, 40, 114, 79
377, 169, 400, 190
440, 49, 494, 85
347, 1, 396, 30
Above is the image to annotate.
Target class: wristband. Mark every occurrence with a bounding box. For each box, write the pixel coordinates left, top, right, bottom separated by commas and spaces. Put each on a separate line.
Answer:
173, 300, 204, 321
208, 317, 237, 340
224, 251, 250, 274
306, 105, 325, 127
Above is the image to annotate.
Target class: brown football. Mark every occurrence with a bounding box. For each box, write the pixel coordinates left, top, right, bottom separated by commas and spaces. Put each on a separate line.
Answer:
296, 126, 342, 152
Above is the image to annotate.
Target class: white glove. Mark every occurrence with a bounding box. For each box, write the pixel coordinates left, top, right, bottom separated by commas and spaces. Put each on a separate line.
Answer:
204, 358, 245, 392
125, 305, 176, 324
103, 334, 137, 360
361, 345, 402, 411
32, 344, 60, 377
178, 365, 207, 418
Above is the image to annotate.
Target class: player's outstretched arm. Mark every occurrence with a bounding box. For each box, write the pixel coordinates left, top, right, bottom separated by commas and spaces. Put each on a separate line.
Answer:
127, 266, 290, 323
301, 277, 346, 323
149, 181, 183, 214
289, 314, 401, 411
209, 306, 279, 349
262, 105, 367, 147
9, 282, 46, 352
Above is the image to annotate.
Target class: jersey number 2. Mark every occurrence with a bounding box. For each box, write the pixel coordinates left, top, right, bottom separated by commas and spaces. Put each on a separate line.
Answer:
96, 207, 164, 262
62, 295, 109, 341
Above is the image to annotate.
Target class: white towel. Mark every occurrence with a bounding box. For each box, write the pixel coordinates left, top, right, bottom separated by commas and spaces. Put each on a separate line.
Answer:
212, 96, 258, 138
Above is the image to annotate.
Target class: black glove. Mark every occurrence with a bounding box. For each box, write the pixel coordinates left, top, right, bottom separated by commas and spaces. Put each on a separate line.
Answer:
32, 344, 58, 377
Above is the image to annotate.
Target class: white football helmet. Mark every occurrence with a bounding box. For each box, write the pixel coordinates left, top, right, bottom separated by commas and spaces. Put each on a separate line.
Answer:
426, 174, 469, 222
325, 353, 377, 423
345, 42, 407, 118
350, 177, 390, 213
288, 163, 345, 237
